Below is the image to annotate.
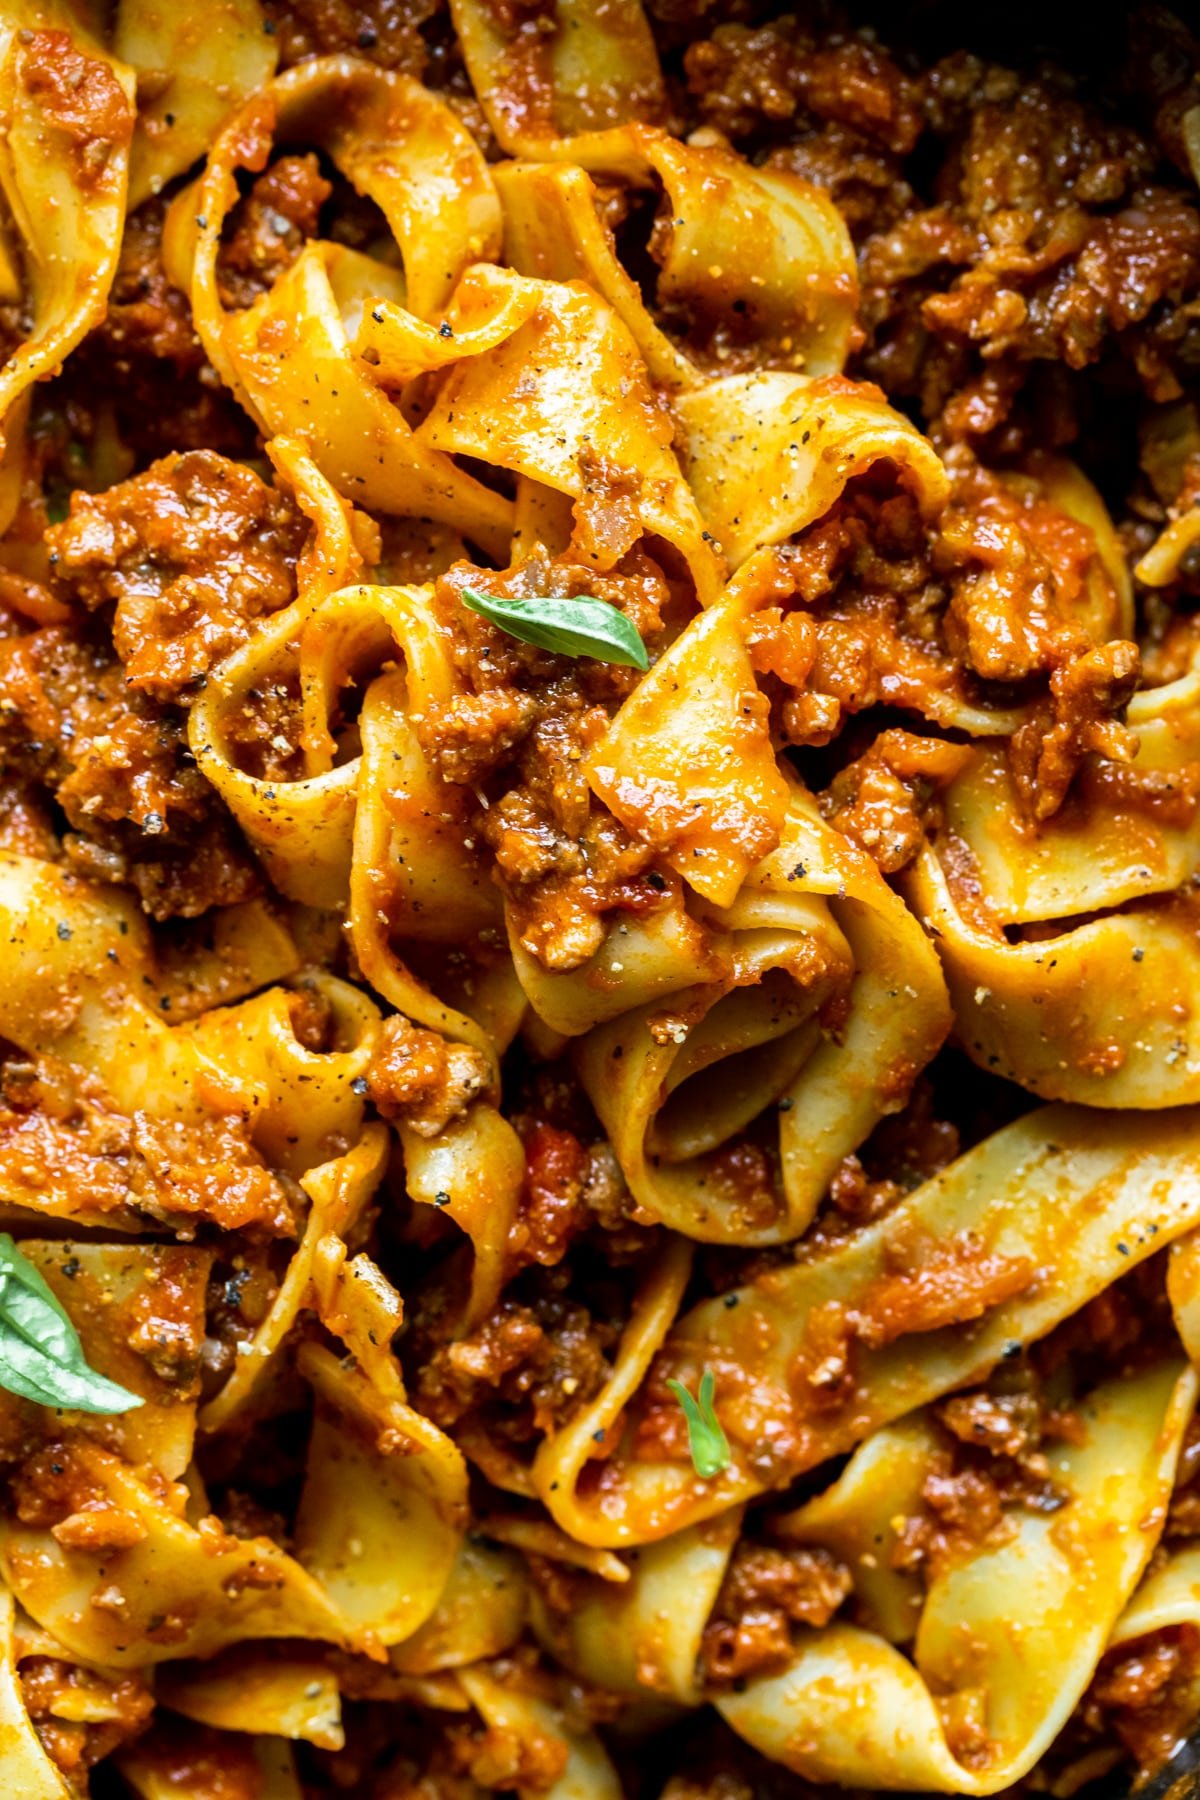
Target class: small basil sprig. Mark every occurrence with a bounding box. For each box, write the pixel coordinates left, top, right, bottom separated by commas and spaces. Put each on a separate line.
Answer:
667, 1367, 730, 1479
461, 587, 648, 671
0, 1236, 142, 1415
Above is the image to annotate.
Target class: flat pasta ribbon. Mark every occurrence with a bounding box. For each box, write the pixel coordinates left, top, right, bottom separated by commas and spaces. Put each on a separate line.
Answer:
533, 1104, 1200, 1545
675, 370, 949, 570
154, 1646, 343, 1751
114, 0, 277, 207
532, 1510, 742, 1707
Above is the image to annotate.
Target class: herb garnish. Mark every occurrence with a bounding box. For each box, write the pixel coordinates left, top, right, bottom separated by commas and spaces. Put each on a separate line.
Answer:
0, 1237, 142, 1414
461, 588, 648, 671
667, 1367, 730, 1478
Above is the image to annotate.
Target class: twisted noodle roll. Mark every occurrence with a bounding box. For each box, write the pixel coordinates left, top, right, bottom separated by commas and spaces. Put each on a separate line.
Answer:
0, 5, 135, 530
290, 1344, 468, 1655
774, 1416, 934, 1644
496, 129, 857, 385
532, 1511, 742, 1706
909, 662, 1200, 1105
570, 792, 949, 1244
115, 0, 276, 207
352, 258, 543, 390
534, 1105, 1200, 1545
198, 1127, 388, 1435
352, 663, 523, 1058
187, 440, 379, 907
716, 1361, 1195, 1792
418, 270, 723, 603
174, 58, 512, 554
398, 1101, 526, 1327
196, 573, 521, 1053
676, 370, 949, 571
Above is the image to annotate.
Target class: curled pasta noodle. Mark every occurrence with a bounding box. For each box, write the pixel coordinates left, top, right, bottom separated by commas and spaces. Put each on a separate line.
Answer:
532, 1511, 742, 1706
290, 1343, 468, 1655
194, 573, 521, 1054
534, 1104, 1200, 1546
174, 58, 513, 554
154, 1645, 344, 1749
0, 853, 377, 1179
0, 4, 135, 530
715, 1361, 1196, 1792
457, 1662, 624, 1800
5, 1242, 213, 1479
197, 1126, 389, 1434
0, 1439, 357, 1665
170, 436, 376, 908
568, 789, 949, 1244
775, 1415, 933, 1644
908, 661, 1200, 1105
114, 0, 277, 207
351, 659, 523, 1058
388, 1537, 529, 1676
397, 1100, 526, 1327
496, 129, 858, 385
0, 1588, 71, 1800
448, 0, 665, 158
675, 370, 950, 570
417, 269, 724, 604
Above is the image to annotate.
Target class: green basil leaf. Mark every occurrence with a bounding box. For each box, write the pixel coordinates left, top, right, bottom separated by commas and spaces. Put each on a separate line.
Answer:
0, 1236, 143, 1415
461, 588, 649, 671
666, 1367, 730, 1479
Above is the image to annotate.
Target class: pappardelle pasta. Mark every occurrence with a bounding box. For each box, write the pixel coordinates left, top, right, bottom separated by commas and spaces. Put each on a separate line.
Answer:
1, 1, 1199, 1795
